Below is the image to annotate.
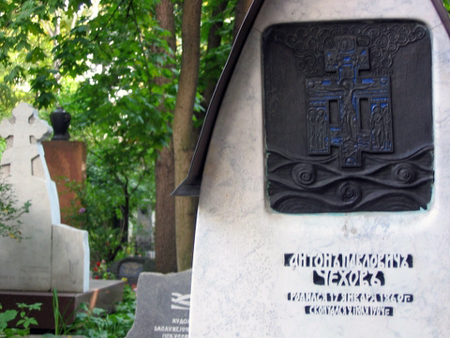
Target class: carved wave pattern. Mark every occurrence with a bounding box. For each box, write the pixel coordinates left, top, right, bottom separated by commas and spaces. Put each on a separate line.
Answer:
267, 146, 434, 213
272, 22, 427, 77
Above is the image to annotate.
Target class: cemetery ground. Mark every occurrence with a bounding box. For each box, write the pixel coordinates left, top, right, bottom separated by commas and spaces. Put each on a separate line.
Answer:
0, 1, 243, 336
0, 106, 141, 337
0, 285, 137, 337
0, 259, 139, 337
0, 99, 189, 337
0, 94, 162, 337
1, 1, 450, 338
0, 178, 142, 337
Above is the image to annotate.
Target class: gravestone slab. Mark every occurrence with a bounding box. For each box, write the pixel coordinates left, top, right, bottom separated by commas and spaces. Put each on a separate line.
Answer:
126, 269, 191, 338
0, 102, 89, 292
110, 257, 155, 285
175, 0, 450, 337
118, 260, 144, 286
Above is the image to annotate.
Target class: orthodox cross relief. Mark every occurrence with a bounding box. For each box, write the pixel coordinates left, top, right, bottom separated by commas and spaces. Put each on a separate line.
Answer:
263, 21, 433, 213
306, 36, 393, 168
0, 102, 52, 177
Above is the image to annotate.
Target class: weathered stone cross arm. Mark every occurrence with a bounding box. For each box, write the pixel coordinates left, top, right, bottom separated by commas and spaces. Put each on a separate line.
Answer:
0, 102, 52, 177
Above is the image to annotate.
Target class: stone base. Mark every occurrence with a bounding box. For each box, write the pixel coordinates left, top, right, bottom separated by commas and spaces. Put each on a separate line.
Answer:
0, 280, 125, 330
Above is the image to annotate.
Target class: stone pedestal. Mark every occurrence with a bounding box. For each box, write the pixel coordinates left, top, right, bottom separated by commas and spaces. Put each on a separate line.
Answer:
42, 141, 86, 225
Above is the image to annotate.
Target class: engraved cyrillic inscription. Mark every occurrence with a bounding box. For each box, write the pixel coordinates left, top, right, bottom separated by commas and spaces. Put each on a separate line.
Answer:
284, 252, 414, 317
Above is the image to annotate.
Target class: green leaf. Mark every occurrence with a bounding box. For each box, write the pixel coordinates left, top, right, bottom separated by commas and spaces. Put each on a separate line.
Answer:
0, 309, 18, 330
28, 303, 42, 311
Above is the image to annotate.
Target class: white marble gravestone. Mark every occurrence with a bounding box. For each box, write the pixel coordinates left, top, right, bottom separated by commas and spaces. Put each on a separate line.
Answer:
0, 102, 89, 293
177, 0, 450, 336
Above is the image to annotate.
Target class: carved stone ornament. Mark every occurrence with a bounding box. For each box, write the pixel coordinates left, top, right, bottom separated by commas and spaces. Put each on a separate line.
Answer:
263, 20, 433, 213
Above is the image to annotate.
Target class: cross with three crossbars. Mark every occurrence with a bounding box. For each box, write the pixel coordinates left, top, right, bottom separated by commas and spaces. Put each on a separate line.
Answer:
306, 36, 393, 168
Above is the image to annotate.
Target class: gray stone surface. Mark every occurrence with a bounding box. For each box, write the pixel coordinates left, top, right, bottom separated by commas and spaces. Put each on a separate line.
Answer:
52, 223, 89, 292
0, 102, 89, 292
110, 257, 155, 285
127, 269, 191, 338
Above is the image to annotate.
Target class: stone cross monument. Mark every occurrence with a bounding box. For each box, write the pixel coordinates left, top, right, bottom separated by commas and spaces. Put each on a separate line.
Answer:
0, 104, 52, 175
0, 102, 89, 292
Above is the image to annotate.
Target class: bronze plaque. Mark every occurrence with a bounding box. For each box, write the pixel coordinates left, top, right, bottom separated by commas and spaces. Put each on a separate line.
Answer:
263, 20, 433, 213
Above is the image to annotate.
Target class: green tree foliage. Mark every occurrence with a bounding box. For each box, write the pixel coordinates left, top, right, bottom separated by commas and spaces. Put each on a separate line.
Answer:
0, 0, 244, 268
199, 0, 235, 106
0, 0, 175, 262
56, 0, 174, 260
444, 0, 450, 11
0, 0, 81, 110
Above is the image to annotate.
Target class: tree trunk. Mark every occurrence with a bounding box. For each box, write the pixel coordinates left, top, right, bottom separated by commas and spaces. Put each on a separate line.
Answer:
232, 0, 253, 40
173, 0, 202, 271
155, 143, 177, 273
155, 0, 178, 273
201, 0, 230, 110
